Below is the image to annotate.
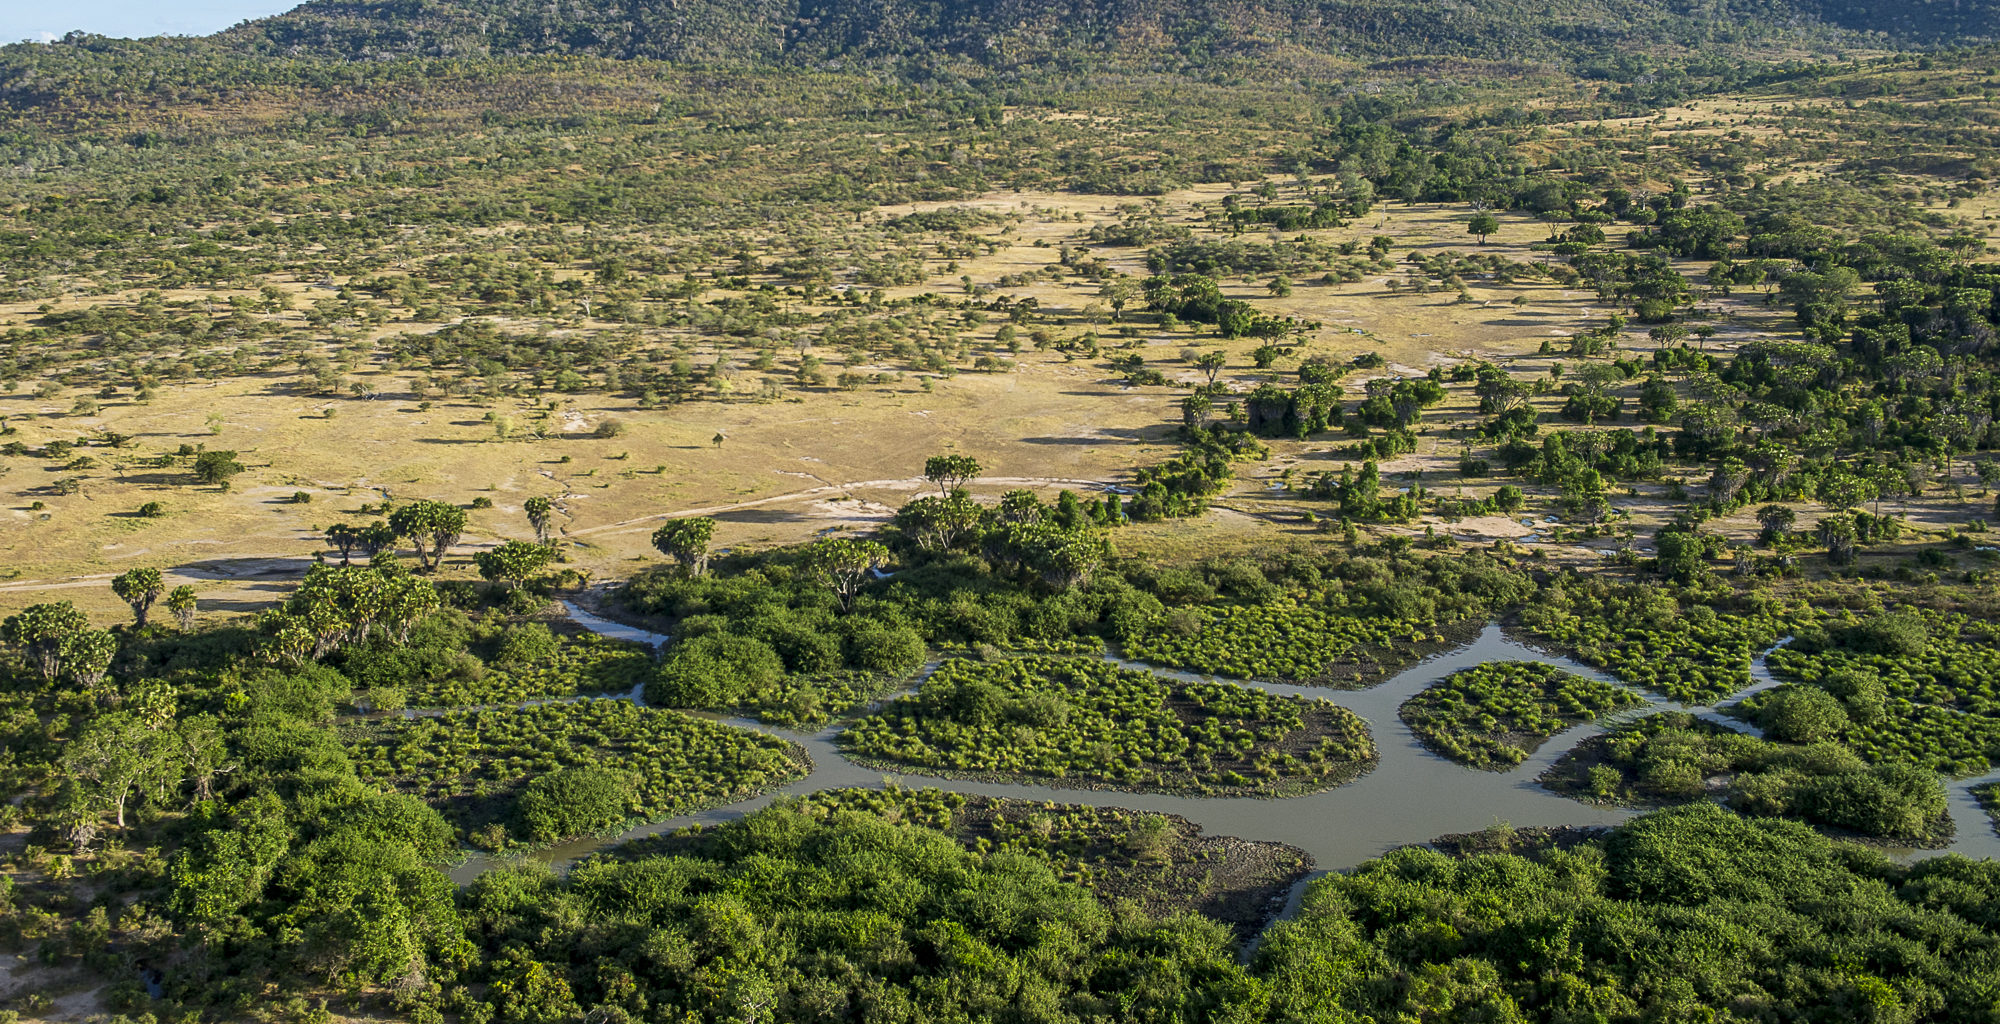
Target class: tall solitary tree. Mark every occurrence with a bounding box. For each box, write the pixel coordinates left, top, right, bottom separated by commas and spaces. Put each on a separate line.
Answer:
524, 496, 556, 545
324, 524, 360, 565
922, 455, 982, 498
652, 517, 716, 576
112, 567, 166, 628
1468, 213, 1500, 246
1193, 350, 1228, 383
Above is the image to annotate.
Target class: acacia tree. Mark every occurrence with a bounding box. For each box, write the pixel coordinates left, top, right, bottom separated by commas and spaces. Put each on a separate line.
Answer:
2, 600, 90, 683
922, 455, 982, 498
166, 586, 199, 631
111, 567, 166, 628
804, 537, 890, 611
356, 522, 397, 560
474, 540, 554, 590
1193, 350, 1227, 383
265, 565, 441, 662
652, 517, 716, 575
1003, 522, 1112, 590
387, 500, 468, 573
1468, 213, 1500, 245
524, 496, 556, 544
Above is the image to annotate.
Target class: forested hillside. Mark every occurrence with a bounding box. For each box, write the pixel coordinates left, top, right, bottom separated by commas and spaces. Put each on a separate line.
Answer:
213, 0, 2000, 65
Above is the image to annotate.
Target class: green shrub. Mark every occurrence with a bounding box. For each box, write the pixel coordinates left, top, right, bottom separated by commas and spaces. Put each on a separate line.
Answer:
517, 766, 634, 842
649, 633, 785, 706
494, 622, 560, 666
1758, 685, 1850, 743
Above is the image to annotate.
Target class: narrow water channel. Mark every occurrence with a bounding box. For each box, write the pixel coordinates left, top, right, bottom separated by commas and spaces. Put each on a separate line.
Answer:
449, 613, 2000, 887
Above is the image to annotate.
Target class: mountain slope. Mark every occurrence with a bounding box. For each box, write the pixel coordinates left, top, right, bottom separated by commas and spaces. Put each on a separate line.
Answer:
218, 0, 2000, 65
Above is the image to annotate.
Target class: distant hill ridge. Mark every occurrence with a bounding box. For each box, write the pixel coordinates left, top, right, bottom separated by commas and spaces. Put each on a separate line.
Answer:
217, 0, 2000, 65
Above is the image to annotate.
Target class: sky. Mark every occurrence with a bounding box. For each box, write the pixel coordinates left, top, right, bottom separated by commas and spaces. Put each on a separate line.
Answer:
3, 1, 297, 43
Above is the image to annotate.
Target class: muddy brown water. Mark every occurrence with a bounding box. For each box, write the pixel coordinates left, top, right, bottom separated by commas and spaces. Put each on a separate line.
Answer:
450, 610, 2000, 899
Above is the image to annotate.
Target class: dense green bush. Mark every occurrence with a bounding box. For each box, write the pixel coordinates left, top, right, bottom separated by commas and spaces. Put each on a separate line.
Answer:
349, 700, 806, 843
626, 559, 928, 723
1543, 712, 1951, 842
1773, 607, 2000, 715
647, 632, 786, 707
403, 632, 652, 708
1259, 804, 2000, 1023
517, 766, 636, 843
1401, 661, 1645, 769
1741, 684, 2000, 776
1757, 683, 1851, 743
1123, 601, 1435, 683
459, 804, 1264, 1023
493, 621, 561, 666
1516, 577, 1794, 702
843, 657, 1375, 795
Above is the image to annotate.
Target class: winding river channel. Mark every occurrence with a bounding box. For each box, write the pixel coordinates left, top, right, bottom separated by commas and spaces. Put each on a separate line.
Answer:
448, 604, 2000, 894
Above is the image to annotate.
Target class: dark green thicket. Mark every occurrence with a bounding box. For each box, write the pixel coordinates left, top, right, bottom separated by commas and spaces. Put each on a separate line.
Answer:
1258, 803, 2000, 1022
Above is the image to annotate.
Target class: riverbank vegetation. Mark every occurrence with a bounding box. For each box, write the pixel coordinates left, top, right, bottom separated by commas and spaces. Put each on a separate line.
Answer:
1401, 660, 1646, 769
616, 784, 1314, 939
397, 628, 654, 708
1542, 711, 1953, 843
842, 657, 1376, 795
1514, 577, 1795, 704
1257, 803, 2000, 1022
348, 699, 808, 847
